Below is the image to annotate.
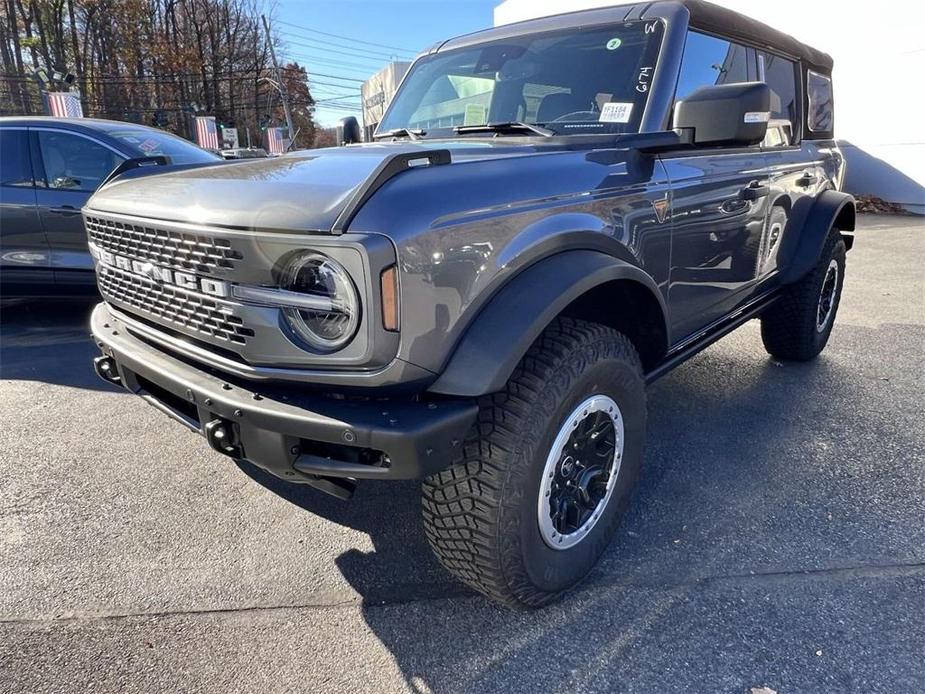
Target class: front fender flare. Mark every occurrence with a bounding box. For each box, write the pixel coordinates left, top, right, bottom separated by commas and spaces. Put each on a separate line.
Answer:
427, 250, 668, 397
779, 190, 855, 285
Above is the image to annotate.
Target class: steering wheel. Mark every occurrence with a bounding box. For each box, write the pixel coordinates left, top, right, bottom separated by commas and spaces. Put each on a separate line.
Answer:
549, 111, 600, 123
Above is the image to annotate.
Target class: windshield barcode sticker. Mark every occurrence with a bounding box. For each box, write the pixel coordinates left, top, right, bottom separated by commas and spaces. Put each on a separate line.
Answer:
464, 103, 487, 126
599, 102, 634, 123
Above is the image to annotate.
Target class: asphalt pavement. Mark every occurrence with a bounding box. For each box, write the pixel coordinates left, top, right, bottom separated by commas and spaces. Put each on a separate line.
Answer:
1, 214, 922, 693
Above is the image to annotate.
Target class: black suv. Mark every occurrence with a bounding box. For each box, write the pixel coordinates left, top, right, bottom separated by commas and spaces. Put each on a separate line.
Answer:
87, 0, 855, 607
0, 117, 219, 297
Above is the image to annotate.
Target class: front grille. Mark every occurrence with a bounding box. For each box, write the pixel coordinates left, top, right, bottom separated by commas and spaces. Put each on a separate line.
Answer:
86, 215, 243, 274
98, 265, 255, 345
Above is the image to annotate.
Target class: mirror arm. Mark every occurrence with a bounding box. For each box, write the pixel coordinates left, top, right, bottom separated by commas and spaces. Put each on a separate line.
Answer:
632, 128, 695, 154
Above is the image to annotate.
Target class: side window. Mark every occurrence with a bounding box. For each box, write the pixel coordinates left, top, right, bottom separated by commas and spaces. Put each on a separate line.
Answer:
0, 129, 34, 187
756, 50, 798, 145
36, 131, 124, 192
807, 71, 834, 133
675, 31, 753, 102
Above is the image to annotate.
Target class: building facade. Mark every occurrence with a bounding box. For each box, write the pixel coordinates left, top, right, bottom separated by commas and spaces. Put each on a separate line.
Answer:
361, 62, 412, 140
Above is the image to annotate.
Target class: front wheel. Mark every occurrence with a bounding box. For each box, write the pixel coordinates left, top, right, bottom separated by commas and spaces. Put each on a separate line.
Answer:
421, 318, 646, 607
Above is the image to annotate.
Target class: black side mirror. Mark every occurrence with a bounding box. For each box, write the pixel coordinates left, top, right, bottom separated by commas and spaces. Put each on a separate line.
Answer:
673, 82, 770, 147
337, 117, 361, 146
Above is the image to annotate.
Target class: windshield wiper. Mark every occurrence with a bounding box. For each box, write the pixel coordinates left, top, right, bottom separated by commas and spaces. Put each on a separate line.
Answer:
374, 127, 425, 141
453, 121, 554, 137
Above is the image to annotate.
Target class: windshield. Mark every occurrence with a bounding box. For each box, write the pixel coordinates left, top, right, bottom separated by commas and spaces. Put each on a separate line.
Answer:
379, 20, 665, 137
105, 128, 221, 164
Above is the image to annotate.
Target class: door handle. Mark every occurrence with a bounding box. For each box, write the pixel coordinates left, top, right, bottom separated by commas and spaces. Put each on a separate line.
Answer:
740, 180, 770, 201
796, 172, 817, 187
49, 205, 81, 216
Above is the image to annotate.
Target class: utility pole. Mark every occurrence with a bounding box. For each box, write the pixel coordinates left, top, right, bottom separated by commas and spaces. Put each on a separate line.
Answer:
261, 14, 295, 147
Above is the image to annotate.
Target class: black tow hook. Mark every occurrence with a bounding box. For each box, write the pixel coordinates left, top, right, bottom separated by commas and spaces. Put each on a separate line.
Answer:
93, 355, 122, 385
204, 418, 243, 459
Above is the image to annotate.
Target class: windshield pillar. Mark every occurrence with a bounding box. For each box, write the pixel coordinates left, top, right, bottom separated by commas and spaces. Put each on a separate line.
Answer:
638, 5, 690, 133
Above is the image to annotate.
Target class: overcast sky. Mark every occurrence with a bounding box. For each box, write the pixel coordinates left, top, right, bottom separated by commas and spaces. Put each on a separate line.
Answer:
276, 0, 497, 127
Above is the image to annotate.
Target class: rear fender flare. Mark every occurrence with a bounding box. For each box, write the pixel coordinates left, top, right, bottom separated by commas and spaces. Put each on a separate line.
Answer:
779, 190, 855, 285
427, 250, 668, 397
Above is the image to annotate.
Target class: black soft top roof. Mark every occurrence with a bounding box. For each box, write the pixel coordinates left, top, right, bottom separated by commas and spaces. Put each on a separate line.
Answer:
439, 0, 832, 74
680, 0, 832, 72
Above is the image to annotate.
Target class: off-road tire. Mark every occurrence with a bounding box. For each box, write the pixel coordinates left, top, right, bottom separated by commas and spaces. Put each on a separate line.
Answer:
421, 317, 646, 608
761, 228, 846, 361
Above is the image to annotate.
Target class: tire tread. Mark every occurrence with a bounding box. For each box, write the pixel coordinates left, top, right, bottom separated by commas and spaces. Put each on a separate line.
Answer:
422, 317, 643, 607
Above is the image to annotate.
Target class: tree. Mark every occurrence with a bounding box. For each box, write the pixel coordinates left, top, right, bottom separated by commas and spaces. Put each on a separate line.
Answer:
0, 0, 318, 150
312, 126, 336, 149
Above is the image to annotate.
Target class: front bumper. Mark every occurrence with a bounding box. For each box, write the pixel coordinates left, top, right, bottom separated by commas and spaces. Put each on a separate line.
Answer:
90, 303, 477, 496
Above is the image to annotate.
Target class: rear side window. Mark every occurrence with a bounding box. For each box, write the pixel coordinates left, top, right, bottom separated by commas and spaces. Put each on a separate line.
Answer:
675, 31, 754, 102
807, 71, 834, 133
756, 50, 798, 142
0, 129, 33, 187
105, 129, 220, 165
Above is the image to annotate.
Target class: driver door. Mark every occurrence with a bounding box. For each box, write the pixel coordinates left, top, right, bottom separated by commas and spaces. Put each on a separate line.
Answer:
664, 31, 770, 340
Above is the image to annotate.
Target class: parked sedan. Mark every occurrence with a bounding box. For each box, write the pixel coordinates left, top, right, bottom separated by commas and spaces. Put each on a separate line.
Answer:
0, 117, 221, 297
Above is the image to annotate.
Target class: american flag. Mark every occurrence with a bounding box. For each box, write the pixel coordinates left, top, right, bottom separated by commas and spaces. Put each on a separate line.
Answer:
195, 116, 220, 149
44, 91, 83, 118
266, 126, 289, 154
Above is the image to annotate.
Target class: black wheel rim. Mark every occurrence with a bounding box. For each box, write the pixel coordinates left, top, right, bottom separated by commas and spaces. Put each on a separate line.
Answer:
817, 259, 839, 332
538, 395, 623, 550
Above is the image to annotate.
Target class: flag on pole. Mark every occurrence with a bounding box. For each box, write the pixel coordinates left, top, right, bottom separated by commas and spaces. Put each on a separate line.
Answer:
43, 91, 83, 118
195, 116, 220, 149
266, 127, 289, 155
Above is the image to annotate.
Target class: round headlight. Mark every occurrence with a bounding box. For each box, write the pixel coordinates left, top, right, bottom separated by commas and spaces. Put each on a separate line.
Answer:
281, 253, 359, 352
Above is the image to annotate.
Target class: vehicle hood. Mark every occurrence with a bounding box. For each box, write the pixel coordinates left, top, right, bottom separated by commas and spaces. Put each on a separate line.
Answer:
85, 141, 549, 233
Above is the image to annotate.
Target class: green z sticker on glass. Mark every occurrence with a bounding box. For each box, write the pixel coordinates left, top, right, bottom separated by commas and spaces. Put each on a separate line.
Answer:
606, 38, 622, 50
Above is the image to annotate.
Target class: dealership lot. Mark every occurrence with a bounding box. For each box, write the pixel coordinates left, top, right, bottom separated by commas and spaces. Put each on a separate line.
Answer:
1, 214, 922, 693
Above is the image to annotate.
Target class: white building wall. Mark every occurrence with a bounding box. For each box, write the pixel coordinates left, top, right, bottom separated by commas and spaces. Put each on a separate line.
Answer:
494, 0, 925, 213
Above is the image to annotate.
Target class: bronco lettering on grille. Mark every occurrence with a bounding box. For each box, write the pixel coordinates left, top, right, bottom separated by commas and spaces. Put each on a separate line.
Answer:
96, 247, 229, 298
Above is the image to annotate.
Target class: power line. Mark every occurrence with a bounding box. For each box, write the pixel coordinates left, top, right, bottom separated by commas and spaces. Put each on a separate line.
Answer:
280, 34, 411, 64
1, 66, 364, 84
277, 29, 414, 61
308, 72, 363, 83
2, 72, 364, 93
314, 95, 360, 103
282, 52, 383, 74
282, 47, 383, 70
309, 79, 360, 90
276, 20, 417, 54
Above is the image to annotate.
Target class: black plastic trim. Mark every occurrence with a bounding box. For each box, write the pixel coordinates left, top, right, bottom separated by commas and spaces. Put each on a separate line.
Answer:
646, 289, 780, 383
428, 250, 669, 397
100, 156, 169, 187
91, 304, 477, 483
331, 149, 452, 234
779, 190, 855, 285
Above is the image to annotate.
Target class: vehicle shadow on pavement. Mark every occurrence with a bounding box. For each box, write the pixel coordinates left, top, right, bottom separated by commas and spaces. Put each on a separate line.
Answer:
236, 462, 471, 603
0, 298, 116, 392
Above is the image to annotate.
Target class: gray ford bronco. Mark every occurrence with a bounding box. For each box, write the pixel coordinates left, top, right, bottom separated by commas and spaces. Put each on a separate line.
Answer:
87, 0, 855, 607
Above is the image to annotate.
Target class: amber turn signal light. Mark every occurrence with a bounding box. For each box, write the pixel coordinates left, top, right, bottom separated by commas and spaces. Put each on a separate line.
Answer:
380, 265, 399, 332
